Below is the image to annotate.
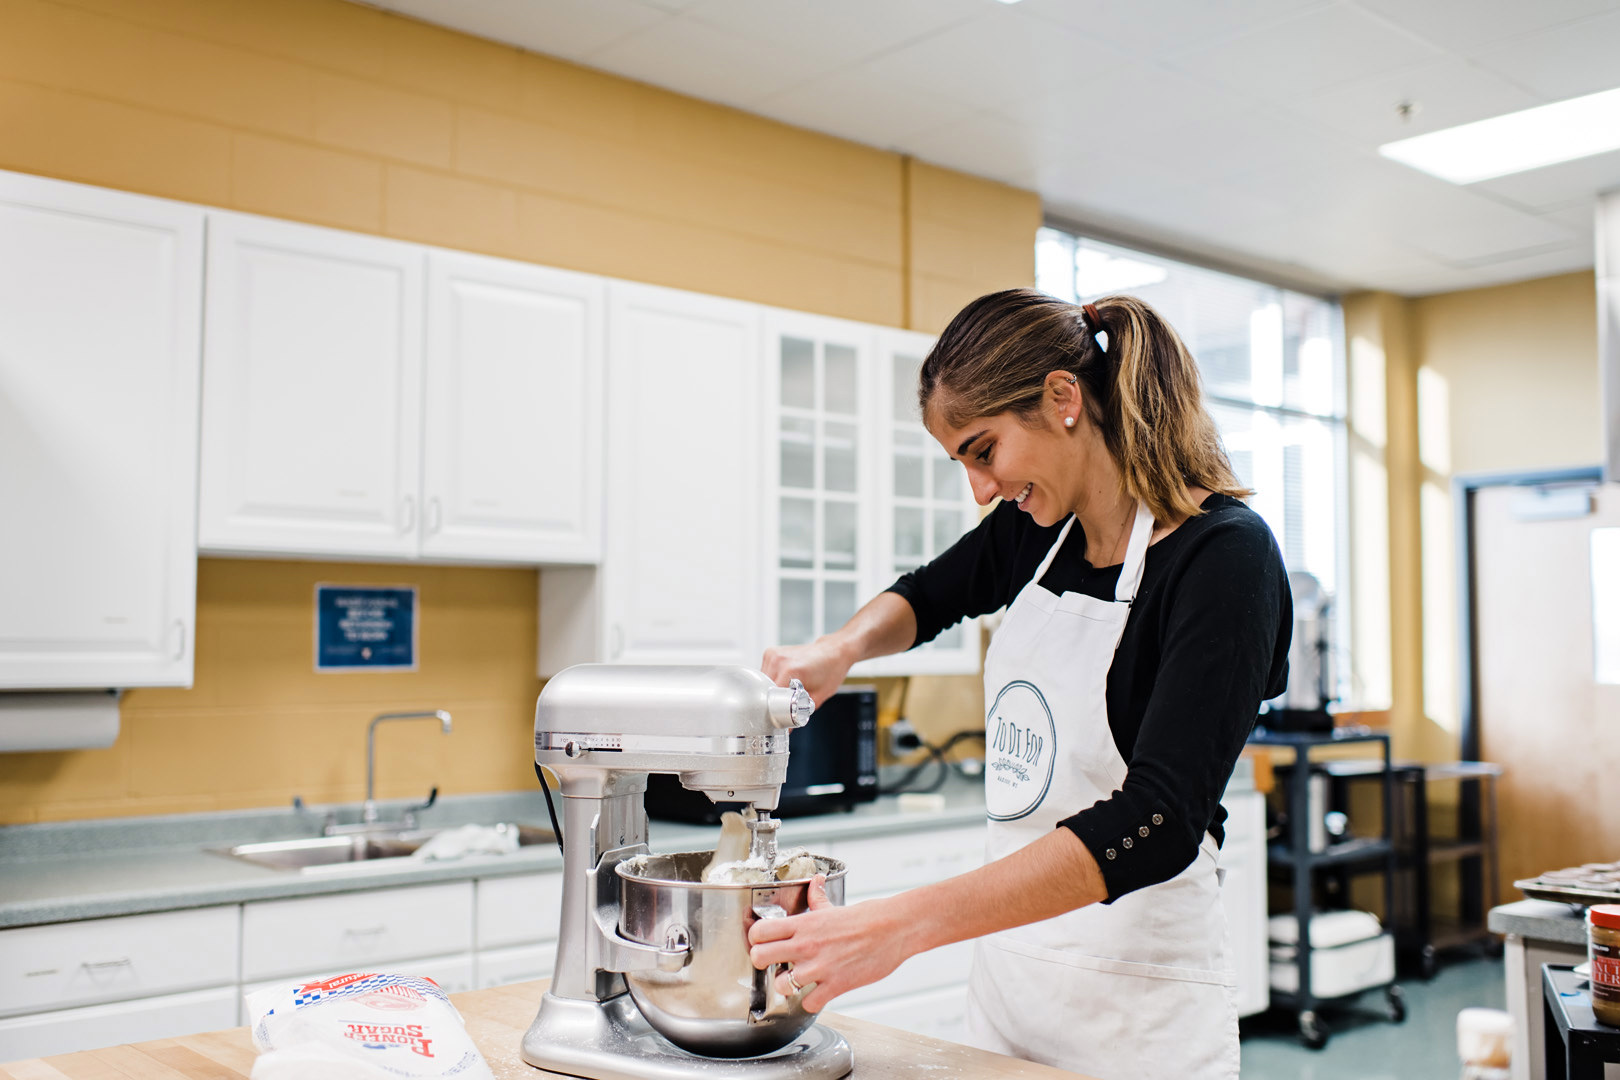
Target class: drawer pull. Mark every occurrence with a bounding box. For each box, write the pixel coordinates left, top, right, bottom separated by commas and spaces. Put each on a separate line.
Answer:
343, 925, 388, 937
81, 957, 132, 971
24, 968, 60, 978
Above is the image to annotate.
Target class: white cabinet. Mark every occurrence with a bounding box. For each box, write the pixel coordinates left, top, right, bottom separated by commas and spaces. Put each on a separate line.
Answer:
0, 170, 203, 689
421, 253, 603, 564
762, 311, 876, 654
853, 329, 981, 677
199, 217, 602, 566
240, 882, 473, 982
0, 985, 239, 1062
540, 282, 762, 673
199, 211, 425, 560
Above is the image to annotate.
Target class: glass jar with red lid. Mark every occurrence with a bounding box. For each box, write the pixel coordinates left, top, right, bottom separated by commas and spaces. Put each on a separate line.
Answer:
1587, 904, 1620, 1026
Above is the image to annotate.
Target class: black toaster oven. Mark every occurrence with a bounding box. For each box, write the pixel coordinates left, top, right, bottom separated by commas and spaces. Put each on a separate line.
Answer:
644, 685, 879, 822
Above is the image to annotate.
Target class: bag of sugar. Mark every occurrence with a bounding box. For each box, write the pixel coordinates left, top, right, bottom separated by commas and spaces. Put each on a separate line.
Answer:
245, 973, 495, 1080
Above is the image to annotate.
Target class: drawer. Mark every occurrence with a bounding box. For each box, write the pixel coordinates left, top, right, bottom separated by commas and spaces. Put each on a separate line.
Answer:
835, 983, 972, 1043
242, 882, 472, 982
475, 943, 555, 989
476, 873, 564, 949
0, 984, 238, 1061
0, 906, 238, 1018
243, 952, 476, 999
832, 825, 986, 898
831, 938, 973, 1009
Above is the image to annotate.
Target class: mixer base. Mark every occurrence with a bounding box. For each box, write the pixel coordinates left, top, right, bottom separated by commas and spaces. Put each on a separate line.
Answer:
521, 992, 853, 1080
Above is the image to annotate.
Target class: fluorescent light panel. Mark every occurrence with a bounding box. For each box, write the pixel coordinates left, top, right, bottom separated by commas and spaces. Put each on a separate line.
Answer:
1380, 86, 1620, 184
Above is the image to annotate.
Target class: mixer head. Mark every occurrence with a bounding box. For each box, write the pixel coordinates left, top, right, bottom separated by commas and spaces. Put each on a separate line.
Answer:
534, 664, 813, 809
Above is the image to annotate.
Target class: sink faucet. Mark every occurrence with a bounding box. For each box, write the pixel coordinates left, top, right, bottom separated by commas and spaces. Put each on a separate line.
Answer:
361, 710, 453, 827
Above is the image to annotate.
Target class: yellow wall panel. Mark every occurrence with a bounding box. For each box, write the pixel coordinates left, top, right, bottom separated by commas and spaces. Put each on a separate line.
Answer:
0, 0, 1037, 823
312, 70, 454, 169
229, 131, 383, 231
382, 165, 521, 257
0, 80, 233, 204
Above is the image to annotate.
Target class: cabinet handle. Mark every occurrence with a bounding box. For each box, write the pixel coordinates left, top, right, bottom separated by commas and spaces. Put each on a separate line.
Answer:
171, 619, 186, 662
400, 495, 416, 534
81, 957, 132, 971
427, 497, 443, 536
342, 925, 388, 938
610, 625, 624, 660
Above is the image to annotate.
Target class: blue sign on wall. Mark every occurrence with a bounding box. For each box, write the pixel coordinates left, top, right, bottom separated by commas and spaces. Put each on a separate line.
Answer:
315, 585, 417, 672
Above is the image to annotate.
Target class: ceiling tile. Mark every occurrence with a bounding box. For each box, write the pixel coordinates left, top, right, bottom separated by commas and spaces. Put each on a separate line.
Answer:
899, 113, 1076, 185
1469, 149, 1620, 215
367, 0, 668, 62
988, 63, 1241, 143
1383, 245, 1594, 295
585, 16, 832, 108
682, 0, 983, 72
1284, 55, 1544, 146
1169, 2, 1441, 99
1537, 200, 1598, 237
1016, 0, 1332, 58
1467, 9, 1620, 102
754, 71, 980, 149
1351, 0, 1620, 53
868, 9, 1133, 110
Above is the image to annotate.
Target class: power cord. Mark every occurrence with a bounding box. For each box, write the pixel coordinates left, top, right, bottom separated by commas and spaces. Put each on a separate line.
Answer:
880, 729, 986, 795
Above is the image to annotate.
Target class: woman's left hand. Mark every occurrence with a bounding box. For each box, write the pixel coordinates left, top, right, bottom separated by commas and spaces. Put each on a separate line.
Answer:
747, 875, 912, 1013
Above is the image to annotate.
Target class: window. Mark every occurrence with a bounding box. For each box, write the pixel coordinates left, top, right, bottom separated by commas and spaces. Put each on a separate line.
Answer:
1037, 226, 1349, 697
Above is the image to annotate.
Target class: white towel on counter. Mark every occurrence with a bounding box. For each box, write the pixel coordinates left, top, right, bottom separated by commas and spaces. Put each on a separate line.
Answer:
409, 823, 520, 862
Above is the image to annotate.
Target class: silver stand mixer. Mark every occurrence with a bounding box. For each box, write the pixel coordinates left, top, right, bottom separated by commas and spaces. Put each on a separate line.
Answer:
521, 664, 854, 1080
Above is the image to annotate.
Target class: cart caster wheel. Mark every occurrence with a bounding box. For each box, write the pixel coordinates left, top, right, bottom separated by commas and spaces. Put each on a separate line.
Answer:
1420, 945, 1440, 980
1299, 1010, 1328, 1050
1385, 984, 1407, 1023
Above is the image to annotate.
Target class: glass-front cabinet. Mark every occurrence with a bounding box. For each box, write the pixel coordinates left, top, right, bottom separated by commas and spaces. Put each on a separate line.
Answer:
762, 315, 980, 677
764, 312, 873, 652
854, 329, 980, 676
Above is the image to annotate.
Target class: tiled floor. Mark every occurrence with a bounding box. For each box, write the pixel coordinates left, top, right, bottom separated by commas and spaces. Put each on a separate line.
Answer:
1238, 954, 1505, 1078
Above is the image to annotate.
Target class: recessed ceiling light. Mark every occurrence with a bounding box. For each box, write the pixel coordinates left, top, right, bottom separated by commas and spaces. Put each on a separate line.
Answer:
994, 0, 1026, 5
1379, 86, 1620, 184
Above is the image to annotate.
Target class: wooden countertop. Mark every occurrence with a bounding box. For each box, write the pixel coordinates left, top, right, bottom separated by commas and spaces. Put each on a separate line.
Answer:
0, 980, 1095, 1079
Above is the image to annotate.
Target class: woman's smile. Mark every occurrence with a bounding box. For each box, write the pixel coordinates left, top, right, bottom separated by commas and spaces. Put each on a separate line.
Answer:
1013, 482, 1033, 508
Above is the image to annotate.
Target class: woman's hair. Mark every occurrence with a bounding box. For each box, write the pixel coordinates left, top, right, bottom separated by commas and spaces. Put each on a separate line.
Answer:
918, 288, 1251, 523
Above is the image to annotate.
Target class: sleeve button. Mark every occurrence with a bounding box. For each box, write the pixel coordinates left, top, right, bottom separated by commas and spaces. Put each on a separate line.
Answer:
1139, 826, 1150, 837
1105, 848, 1117, 860
1122, 836, 1134, 849
1151, 814, 1164, 825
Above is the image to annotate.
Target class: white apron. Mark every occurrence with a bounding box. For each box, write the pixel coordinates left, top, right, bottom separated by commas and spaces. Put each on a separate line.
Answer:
965, 503, 1239, 1080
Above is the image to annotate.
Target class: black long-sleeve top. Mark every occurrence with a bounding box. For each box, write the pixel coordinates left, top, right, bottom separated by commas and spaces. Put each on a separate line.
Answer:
887, 493, 1291, 902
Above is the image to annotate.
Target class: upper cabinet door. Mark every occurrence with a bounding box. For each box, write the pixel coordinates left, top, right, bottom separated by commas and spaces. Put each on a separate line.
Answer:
0, 171, 203, 688
422, 254, 603, 564
199, 213, 424, 559
854, 328, 982, 677
603, 283, 761, 667
761, 311, 875, 655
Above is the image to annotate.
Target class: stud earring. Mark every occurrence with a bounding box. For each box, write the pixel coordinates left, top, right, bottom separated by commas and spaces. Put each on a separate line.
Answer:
1064, 416, 1076, 428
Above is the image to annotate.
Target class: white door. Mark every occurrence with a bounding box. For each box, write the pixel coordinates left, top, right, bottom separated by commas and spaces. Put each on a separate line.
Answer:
761, 311, 875, 658
422, 253, 603, 564
603, 283, 761, 666
198, 212, 424, 559
0, 170, 202, 688
855, 328, 981, 677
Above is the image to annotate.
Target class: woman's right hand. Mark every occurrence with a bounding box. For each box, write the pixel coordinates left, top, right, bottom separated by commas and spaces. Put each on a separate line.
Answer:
761, 637, 854, 709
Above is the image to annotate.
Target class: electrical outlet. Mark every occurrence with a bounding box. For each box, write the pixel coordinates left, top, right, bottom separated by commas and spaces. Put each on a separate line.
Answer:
887, 718, 922, 759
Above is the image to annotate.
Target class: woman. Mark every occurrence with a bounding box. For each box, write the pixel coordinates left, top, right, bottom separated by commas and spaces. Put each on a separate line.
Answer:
751, 289, 1291, 1080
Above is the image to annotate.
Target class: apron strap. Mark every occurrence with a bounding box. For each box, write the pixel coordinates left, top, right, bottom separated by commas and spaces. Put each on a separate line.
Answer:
1114, 501, 1156, 603
1031, 515, 1078, 585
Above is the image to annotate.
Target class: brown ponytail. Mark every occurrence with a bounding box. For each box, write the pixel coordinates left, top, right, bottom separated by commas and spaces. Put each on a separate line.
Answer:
919, 288, 1251, 523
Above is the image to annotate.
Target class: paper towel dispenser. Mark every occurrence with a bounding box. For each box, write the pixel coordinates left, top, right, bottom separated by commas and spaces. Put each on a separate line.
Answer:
0, 691, 121, 752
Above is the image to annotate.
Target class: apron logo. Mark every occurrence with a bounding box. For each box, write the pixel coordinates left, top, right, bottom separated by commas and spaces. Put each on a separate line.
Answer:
985, 680, 1056, 821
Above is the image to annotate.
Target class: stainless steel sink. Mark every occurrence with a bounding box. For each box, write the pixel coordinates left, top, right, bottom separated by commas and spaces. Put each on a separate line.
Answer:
212, 823, 554, 873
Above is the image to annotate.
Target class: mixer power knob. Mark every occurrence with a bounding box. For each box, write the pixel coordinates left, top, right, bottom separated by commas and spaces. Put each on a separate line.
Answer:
767, 679, 814, 729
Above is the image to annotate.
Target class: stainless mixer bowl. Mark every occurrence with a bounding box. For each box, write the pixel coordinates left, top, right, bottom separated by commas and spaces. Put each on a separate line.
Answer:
614, 850, 847, 1058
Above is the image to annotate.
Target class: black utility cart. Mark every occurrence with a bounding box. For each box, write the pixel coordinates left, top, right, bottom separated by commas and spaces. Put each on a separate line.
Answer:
1250, 725, 1406, 1049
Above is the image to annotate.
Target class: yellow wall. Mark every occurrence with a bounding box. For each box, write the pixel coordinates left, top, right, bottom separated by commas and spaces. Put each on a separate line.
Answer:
1344, 271, 1601, 763
0, 0, 1039, 824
